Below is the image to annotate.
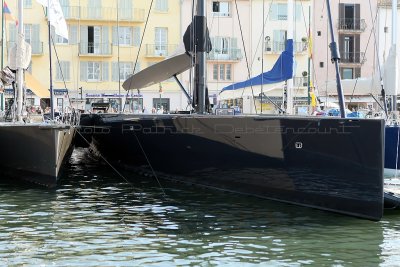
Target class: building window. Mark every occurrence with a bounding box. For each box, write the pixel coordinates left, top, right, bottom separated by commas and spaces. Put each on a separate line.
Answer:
270, 4, 287, 21
212, 64, 232, 81
212, 1, 230, 17
341, 67, 361, 79
320, 62, 324, 68
155, 0, 168, 12
56, 61, 70, 81
155, 27, 168, 56
24, 0, 32, 8
117, 26, 132, 45
342, 68, 353, 79
87, 62, 101, 81
317, 31, 321, 36
112, 62, 136, 81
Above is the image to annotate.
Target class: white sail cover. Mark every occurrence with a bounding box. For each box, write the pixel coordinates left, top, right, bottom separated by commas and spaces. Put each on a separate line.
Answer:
384, 44, 398, 96
319, 75, 381, 96
8, 35, 32, 70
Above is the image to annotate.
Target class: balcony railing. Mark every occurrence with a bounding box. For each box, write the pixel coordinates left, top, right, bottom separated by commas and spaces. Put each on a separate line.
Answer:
60, 6, 145, 22
337, 19, 367, 32
340, 52, 366, 64
207, 48, 243, 61
145, 44, 178, 57
264, 41, 307, 54
79, 42, 112, 56
8, 41, 43, 55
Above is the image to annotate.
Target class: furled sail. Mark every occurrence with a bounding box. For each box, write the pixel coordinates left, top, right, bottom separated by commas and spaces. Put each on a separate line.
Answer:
221, 39, 294, 92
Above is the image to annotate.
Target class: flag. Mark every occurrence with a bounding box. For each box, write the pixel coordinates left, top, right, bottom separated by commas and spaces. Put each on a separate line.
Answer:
36, 0, 68, 40
3, 2, 18, 25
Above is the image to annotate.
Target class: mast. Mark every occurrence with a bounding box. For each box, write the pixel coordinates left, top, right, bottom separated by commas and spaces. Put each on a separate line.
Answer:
48, 0, 55, 120
286, 0, 294, 114
196, 0, 206, 114
326, 0, 346, 118
16, 0, 24, 122
391, 0, 398, 112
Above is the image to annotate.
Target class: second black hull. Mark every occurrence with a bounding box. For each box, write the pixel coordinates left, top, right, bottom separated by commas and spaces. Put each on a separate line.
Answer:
79, 114, 385, 220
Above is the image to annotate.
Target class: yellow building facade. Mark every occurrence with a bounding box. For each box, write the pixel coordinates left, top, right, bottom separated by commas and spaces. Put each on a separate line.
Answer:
1, 0, 182, 112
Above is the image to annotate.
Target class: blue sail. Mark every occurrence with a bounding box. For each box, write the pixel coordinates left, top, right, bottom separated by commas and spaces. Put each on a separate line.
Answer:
221, 39, 294, 92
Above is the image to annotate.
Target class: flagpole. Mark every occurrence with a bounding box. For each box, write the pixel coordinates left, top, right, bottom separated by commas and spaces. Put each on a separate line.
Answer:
16, 0, 23, 122
48, 0, 54, 120
1, 0, 5, 111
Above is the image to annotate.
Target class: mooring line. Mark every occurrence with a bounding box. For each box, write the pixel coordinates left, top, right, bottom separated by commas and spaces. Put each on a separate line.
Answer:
75, 128, 143, 193
131, 130, 166, 197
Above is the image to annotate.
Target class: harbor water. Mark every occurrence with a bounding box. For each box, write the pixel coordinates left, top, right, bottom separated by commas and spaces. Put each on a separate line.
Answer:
1, 149, 400, 266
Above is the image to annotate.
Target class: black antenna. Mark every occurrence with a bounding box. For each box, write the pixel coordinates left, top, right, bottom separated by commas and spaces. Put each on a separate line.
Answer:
195, 0, 206, 114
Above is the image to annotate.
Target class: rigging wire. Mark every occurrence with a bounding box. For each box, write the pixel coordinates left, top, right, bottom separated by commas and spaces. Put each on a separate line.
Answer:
233, 0, 257, 113
348, 0, 383, 107
123, 0, 155, 112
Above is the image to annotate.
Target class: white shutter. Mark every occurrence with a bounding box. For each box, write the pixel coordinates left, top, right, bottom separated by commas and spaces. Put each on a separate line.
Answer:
32, 24, 40, 54
112, 26, 118, 45
80, 61, 88, 81
80, 26, 88, 53
112, 62, 118, 81
102, 26, 109, 54
102, 62, 109, 81
133, 27, 140, 46
70, 25, 78, 44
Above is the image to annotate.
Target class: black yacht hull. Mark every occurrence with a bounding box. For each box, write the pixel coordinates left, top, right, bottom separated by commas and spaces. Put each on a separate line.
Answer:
80, 114, 385, 220
0, 124, 76, 187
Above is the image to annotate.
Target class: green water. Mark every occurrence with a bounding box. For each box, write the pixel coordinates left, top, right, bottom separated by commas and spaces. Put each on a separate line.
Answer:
0, 149, 399, 266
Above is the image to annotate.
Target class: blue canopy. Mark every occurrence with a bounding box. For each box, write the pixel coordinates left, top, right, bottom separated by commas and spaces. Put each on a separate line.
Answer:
221, 39, 294, 92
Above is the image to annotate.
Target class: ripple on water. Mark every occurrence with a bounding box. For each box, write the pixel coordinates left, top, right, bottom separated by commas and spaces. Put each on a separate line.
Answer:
0, 148, 399, 266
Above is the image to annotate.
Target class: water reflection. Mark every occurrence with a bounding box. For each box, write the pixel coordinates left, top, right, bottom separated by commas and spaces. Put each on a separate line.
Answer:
0, 148, 399, 266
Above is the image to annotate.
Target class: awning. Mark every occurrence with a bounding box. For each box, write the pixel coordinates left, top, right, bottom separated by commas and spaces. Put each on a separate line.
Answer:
25, 72, 50, 98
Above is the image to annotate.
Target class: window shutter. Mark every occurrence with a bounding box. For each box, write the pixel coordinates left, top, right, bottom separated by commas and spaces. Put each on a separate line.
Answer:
102, 26, 109, 54
80, 26, 88, 54
230, 38, 237, 59
112, 26, 118, 45
270, 4, 277, 21
80, 61, 88, 81
32, 24, 40, 54
70, 25, 78, 44
112, 62, 119, 81
339, 3, 345, 20
65, 61, 70, 80
102, 62, 109, 81
215, 36, 222, 53
133, 27, 140, 46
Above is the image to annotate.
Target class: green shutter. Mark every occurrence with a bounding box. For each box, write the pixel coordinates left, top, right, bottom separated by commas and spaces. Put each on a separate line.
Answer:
70, 25, 78, 45
102, 26, 109, 54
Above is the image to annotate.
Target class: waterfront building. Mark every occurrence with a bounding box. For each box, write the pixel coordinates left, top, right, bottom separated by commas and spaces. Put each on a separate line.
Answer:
180, 0, 312, 114
312, 0, 379, 111
0, 0, 183, 113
